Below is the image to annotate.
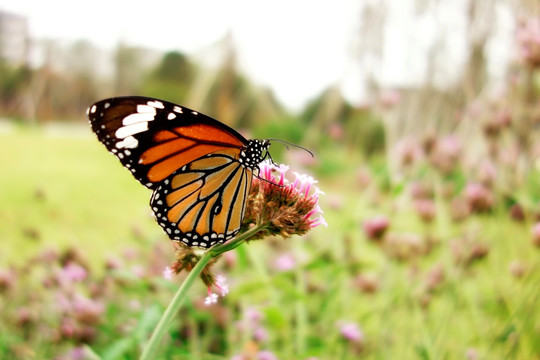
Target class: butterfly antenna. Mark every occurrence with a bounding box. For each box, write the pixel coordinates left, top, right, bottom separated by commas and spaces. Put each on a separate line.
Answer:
268, 138, 314, 158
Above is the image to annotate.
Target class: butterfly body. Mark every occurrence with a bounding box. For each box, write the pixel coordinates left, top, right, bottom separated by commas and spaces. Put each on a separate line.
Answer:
87, 96, 270, 248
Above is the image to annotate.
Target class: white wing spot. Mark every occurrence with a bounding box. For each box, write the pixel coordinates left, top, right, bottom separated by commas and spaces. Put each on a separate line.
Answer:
90, 105, 97, 113
167, 113, 176, 120
116, 122, 148, 138
104, 102, 110, 109
191, 111, 198, 115
123, 112, 155, 126
174, 106, 183, 113
137, 104, 157, 113
116, 135, 139, 149
147, 100, 164, 109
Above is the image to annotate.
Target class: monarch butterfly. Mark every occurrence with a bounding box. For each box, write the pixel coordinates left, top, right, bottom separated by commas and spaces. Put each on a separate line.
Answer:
87, 96, 271, 249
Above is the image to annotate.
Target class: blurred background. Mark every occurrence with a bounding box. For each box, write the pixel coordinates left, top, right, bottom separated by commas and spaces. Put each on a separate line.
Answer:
1, 0, 540, 359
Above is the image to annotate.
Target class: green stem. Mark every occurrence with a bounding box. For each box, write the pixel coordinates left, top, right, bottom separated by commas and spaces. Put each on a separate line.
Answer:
139, 251, 213, 360
139, 223, 266, 360
210, 224, 266, 255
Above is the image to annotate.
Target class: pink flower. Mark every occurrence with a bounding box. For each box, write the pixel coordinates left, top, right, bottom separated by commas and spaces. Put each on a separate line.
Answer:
245, 307, 263, 323
243, 161, 327, 239
379, 89, 401, 108
414, 199, 436, 223
516, 18, 540, 68
0, 268, 15, 291
465, 182, 494, 212
274, 253, 296, 272
72, 294, 104, 325
253, 326, 268, 342
339, 322, 364, 343
61, 263, 87, 282
362, 215, 389, 240
257, 350, 278, 360
162, 266, 173, 280
394, 138, 423, 167
204, 274, 229, 305
204, 293, 218, 305
531, 222, 540, 247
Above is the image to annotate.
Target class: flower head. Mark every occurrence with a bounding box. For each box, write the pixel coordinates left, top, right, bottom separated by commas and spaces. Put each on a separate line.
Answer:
242, 160, 326, 240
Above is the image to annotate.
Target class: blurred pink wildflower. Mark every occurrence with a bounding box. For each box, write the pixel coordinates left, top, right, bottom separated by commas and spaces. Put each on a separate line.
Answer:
60, 262, 87, 282
465, 182, 494, 212
362, 215, 390, 240
204, 274, 229, 306
531, 222, 540, 247
339, 321, 364, 343
274, 253, 296, 272
162, 266, 173, 280
516, 17, 540, 68
257, 350, 278, 360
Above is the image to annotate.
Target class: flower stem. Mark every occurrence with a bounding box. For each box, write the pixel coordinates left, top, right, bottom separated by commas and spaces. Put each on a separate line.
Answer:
139, 250, 213, 360
139, 223, 266, 360
209, 224, 266, 256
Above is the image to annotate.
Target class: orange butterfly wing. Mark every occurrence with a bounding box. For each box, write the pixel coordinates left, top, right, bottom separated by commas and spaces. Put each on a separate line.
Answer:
88, 96, 270, 247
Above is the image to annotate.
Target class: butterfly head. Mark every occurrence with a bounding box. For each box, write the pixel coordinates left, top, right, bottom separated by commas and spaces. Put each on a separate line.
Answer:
239, 139, 271, 170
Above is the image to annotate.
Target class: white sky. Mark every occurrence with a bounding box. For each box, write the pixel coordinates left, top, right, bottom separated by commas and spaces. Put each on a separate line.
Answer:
0, 0, 515, 110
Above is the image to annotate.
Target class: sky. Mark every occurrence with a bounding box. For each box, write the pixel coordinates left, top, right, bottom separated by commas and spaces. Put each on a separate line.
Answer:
0, 0, 515, 110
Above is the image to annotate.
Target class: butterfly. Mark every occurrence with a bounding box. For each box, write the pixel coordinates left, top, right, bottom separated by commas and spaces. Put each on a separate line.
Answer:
87, 96, 271, 248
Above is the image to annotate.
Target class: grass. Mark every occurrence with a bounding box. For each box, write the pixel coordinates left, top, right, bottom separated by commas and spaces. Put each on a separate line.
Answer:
0, 126, 158, 268
1, 124, 539, 359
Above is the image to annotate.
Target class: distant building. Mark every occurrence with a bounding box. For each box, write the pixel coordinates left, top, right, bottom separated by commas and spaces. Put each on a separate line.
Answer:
0, 9, 29, 65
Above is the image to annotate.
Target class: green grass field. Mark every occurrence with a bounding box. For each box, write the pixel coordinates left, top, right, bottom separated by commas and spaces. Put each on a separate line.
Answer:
1, 125, 539, 359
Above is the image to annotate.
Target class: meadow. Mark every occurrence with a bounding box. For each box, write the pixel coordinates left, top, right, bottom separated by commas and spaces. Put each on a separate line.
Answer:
1, 117, 539, 359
